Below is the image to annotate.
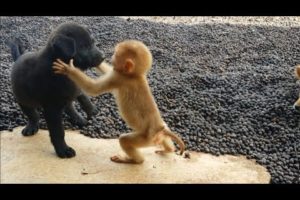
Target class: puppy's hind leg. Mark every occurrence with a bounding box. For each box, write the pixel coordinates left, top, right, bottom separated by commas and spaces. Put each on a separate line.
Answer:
77, 94, 98, 120
64, 102, 87, 127
19, 104, 39, 136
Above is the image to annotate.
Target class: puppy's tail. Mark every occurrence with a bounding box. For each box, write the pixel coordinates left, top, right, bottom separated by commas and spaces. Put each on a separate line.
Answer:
162, 128, 185, 155
295, 65, 300, 79
5, 37, 27, 62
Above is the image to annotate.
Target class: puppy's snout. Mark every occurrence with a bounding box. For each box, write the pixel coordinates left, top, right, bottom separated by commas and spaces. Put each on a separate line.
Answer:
90, 48, 105, 67
99, 51, 105, 61
95, 44, 104, 57
96, 50, 105, 63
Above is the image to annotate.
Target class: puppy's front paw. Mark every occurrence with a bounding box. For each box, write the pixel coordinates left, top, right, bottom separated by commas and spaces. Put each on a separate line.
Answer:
56, 146, 76, 158
21, 123, 39, 136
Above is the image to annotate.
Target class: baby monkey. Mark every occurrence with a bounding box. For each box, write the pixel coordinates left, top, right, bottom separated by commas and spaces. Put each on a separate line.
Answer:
293, 65, 300, 110
53, 40, 185, 164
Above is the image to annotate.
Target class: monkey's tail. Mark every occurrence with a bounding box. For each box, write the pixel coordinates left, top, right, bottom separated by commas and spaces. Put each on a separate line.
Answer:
163, 128, 185, 155
295, 65, 300, 79
5, 36, 27, 62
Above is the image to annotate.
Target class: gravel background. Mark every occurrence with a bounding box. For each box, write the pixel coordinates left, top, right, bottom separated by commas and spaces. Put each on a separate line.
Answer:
1, 16, 300, 184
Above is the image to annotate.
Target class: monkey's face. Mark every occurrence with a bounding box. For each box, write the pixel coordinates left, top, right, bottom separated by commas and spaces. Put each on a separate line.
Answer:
50, 23, 105, 70
111, 40, 153, 76
111, 51, 131, 73
293, 97, 300, 111
111, 53, 118, 69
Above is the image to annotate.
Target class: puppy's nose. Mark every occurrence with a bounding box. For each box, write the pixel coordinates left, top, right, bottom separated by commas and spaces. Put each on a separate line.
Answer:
91, 51, 105, 67
98, 51, 105, 63
293, 104, 300, 111
100, 51, 105, 59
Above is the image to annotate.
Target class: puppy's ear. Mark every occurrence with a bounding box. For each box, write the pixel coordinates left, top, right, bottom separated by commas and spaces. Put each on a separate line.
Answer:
50, 34, 76, 59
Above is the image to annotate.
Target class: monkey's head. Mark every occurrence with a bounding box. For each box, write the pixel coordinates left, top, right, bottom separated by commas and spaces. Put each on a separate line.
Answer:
293, 65, 300, 111
111, 40, 152, 76
48, 22, 105, 71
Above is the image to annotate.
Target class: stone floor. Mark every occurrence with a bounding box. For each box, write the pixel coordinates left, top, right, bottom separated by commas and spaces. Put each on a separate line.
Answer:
1, 127, 270, 183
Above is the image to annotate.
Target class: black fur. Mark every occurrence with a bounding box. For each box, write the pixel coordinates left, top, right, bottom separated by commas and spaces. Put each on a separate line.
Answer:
6, 37, 26, 61
7, 23, 104, 158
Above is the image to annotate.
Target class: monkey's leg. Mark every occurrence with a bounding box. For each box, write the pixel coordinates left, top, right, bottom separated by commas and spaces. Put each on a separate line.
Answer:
111, 133, 150, 164
77, 94, 98, 119
155, 137, 176, 154
19, 104, 40, 136
64, 102, 87, 127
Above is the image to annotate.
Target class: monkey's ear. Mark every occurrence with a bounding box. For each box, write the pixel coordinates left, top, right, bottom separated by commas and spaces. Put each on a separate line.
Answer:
124, 59, 134, 73
50, 34, 76, 59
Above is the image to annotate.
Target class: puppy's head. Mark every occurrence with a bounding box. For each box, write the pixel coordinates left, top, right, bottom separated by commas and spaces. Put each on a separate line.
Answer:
49, 22, 104, 70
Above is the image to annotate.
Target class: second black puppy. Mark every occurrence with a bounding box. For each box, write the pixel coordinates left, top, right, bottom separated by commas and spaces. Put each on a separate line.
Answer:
7, 22, 104, 158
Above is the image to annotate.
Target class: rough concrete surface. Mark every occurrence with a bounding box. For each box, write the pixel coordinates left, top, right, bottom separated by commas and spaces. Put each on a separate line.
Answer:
0, 127, 270, 183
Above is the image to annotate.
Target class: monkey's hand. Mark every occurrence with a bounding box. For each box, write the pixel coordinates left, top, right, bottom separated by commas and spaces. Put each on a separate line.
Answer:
53, 59, 75, 75
96, 61, 113, 74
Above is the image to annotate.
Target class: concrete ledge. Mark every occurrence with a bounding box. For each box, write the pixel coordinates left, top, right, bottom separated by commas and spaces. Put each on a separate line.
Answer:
1, 127, 271, 183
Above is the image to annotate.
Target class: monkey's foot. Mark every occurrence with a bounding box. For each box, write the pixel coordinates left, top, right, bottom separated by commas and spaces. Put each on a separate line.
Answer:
155, 150, 174, 155
110, 155, 143, 164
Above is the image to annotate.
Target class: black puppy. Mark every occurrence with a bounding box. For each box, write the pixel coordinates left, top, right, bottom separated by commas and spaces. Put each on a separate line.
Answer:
6, 22, 104, 158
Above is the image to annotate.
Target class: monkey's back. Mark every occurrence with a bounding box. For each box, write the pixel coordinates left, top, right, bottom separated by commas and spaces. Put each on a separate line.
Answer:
115, 76, 163, 133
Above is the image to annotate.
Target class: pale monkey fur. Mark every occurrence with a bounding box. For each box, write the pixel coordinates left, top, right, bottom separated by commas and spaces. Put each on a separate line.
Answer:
53, 40, 185, 164
294, 65, 300, 108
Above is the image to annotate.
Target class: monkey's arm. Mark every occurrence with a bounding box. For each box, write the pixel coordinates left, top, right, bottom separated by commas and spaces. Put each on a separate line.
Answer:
53, 59, 116, 97
96, 61, 113, 74
69, 68, 117, 97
